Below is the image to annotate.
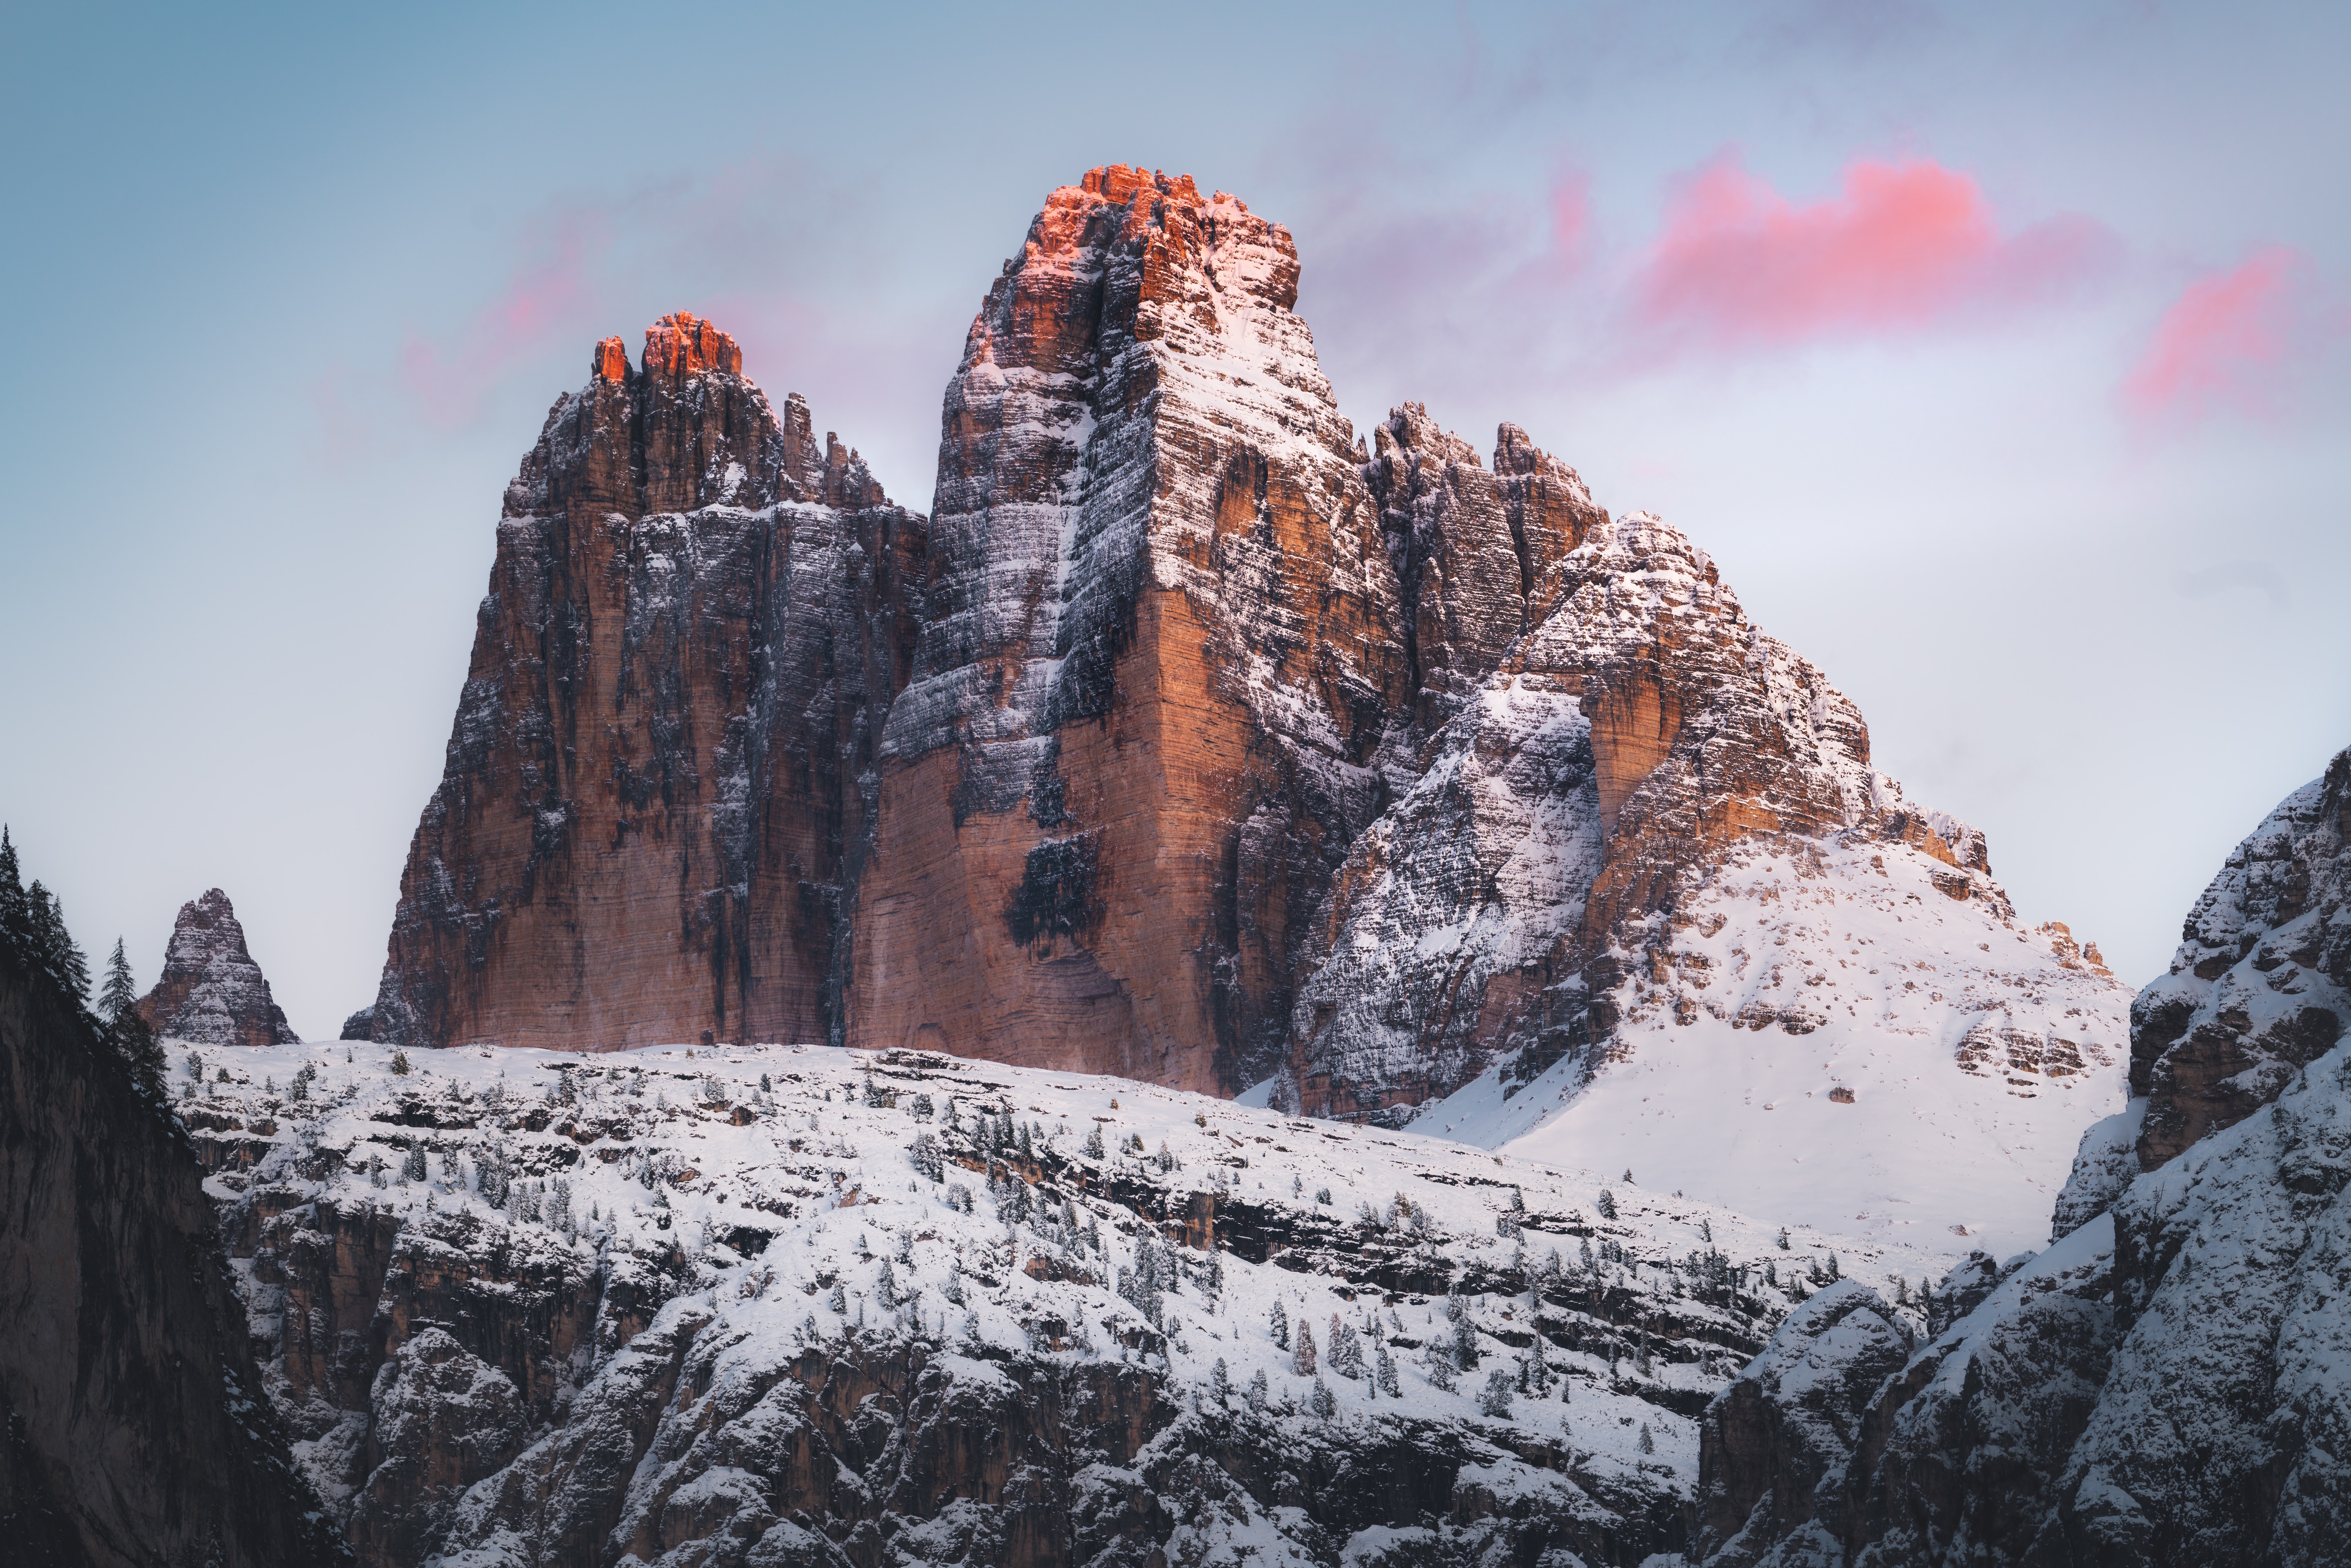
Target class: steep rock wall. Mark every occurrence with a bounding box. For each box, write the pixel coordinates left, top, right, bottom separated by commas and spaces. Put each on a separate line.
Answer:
371, 314, 924, 1052
2126, 745, 2349, 1167
0, 951, 341, 1566
847, 166, 1421, 1093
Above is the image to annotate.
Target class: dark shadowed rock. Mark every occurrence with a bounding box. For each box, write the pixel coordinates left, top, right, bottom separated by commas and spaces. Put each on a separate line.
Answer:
0, 945, 342, 1566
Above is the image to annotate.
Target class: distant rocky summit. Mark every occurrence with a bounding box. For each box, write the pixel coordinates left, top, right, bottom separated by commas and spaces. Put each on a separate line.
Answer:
137, 887, 299, 1046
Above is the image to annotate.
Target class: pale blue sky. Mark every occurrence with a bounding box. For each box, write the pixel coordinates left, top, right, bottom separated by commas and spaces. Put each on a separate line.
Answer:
3, 2, 2345, 1035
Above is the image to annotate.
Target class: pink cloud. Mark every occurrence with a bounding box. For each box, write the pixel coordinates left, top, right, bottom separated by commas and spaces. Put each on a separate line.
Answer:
2121, 248, 2301, 425
398, 208, 610, 427
1633, 154, 2109, 350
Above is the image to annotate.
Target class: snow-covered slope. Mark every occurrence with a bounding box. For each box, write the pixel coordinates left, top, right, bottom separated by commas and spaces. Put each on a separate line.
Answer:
1436, 837, 2129, 1257
173, 1036, 1961, 1567
1288, 497, 2132, 1258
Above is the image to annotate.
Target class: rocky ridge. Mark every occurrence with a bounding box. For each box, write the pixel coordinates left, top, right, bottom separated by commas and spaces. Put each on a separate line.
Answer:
1687, 746, 2351, 1566
177, 1035, 1954, 1566
135, 886, 299, 1047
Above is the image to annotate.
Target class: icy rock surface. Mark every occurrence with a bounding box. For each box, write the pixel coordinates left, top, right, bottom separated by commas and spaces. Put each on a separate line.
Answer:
136, 886, 301, 1046
177, 1039, 1956, 1567
2126, 745, 2349, 1167
1296, 505, 2131, 1252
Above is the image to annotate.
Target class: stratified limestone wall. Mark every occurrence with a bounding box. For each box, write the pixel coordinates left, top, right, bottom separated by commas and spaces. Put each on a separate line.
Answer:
372, 314, 924, 1051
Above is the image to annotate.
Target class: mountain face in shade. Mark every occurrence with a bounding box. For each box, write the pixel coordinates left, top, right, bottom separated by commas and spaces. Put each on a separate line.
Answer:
368, 313, 924, 1052
136, 887, 300, 1046
1, 945, 342, 1566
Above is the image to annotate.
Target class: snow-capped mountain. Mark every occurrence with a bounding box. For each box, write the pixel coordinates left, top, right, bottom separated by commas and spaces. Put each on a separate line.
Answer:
1287, 477, 2129, 1256
353, 169, 2128, 1267
176, 1035, 1957, 1566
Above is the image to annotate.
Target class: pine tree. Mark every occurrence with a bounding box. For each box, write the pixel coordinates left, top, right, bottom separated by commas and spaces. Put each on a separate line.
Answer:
1309, 1376, 1336, 1418
98, 939, 138, 1023
112, 1007, 166, 1094
1479, 1368, 1515, 1417
1269, 1297, 1289, 1349
1597, 1189, 1618, 1221
1638, 1422, 1655, 1454
1291, 1318, 1317, 1377
1247, 1368, 1270, 1410
0, 826, 28, 959
25, 882, 90, 1002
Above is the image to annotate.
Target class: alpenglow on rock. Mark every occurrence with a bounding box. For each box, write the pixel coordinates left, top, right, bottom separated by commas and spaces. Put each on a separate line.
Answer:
137, 886, 300, 1046
366, 169, 2124, 1228
368, 313, 924, 1052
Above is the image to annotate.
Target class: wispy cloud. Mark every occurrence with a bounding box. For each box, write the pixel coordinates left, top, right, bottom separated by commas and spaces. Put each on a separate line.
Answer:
397, 207, 611, 428
1630, 154, 2112, 353
2121, 247, 2301, 427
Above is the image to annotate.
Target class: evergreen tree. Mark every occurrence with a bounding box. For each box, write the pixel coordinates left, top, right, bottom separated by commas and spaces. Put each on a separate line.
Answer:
25, 882, 90, 1002
1308, 1376, 1336, 1418
1291, 1318, 1317, 1377
0, 826, 28, 958
111, 1007, 166, 1095
1479, 1368, 1515, 1417
1638, 1423, 1655, 1454
98, 938, 138, 1023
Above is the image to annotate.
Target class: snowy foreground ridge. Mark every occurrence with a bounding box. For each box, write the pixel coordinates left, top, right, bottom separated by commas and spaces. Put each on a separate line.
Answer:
178, 1038, 1966, 1567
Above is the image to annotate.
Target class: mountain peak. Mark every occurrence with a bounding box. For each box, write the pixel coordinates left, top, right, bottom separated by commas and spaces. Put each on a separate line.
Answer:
640, 311, 742, 377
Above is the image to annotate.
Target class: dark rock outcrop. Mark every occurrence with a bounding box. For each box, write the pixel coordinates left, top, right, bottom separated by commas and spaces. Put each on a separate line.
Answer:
135, 887, 299, 1046
0, 945, 341, 1565
2128, 746, 2349, 1168
368, 313, 925, 1052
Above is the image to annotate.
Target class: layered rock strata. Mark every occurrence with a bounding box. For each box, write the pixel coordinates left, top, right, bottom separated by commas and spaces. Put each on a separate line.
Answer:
186, 1038, 1958, 1567
135, 886, 300, 1046
0, 943, 342, 1565
848, 168, 1410, 1092
370, 313, 924, 1051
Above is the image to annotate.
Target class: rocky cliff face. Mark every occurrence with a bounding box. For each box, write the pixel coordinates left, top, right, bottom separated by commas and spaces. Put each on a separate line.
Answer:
1688, 749, 2351, 1567
182, 1036, 1959, 1567
136, 887, 299, 1046
2126, 746, 2348, 1168
373, 171, 2116, 1174
847, 166, 1423, 1094
1, 945, 341, 1565
369, 313, 924, 1053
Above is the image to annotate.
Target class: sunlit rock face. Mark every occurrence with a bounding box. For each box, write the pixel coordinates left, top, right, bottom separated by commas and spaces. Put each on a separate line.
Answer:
846, 166, 1426, 1094
370, 314, 924, 1052
138, 886, 301, 1047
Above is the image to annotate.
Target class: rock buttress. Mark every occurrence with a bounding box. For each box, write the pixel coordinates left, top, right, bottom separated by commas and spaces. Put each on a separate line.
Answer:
847, 167, 1420, 1093
0, 949, 343, 1566
371, 314, 924, 1051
